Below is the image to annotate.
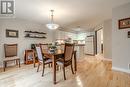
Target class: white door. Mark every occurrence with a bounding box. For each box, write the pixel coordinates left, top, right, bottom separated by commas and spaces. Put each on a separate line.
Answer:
97, 29, 103, 54
85, 36, 94, 55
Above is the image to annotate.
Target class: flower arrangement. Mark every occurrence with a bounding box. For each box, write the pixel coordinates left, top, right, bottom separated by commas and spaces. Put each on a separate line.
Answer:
48, 42, 58, 53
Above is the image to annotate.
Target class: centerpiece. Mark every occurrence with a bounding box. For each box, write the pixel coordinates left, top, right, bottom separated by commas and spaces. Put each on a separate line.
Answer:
48, 42, 58, 53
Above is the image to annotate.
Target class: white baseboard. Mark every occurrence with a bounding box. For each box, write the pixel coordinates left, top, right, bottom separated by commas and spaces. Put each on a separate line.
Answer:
95, 54, 112, 61
112, 67, 130, 74
102, 58, 112, 61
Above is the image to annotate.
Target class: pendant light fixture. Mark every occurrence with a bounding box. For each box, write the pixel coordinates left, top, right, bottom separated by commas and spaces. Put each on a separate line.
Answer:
46, 10, 59, 30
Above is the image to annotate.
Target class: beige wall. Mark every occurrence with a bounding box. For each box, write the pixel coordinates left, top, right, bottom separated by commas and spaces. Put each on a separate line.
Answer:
112, 2, 130, 73
103, 19, 112, 59
0, 19, 54, 67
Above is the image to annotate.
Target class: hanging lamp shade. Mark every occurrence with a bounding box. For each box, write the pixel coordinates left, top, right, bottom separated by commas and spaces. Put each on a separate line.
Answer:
46, 23, 59, 30
46, 10, 59, 30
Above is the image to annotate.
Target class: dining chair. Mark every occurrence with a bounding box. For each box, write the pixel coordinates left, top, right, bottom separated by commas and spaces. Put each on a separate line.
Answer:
56, 43, 75, 80
35, 44, 52, 76
39, 43, 49, 58
3, 44, 20, 71
40, 43, 48, 50
40, 43, 52, 67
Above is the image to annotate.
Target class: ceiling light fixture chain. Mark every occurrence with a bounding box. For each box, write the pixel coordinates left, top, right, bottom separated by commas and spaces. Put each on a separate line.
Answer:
50, 10, 54, 24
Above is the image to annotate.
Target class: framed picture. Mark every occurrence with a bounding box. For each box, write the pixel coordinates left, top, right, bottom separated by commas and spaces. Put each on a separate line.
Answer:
6, 29, 19, 38
119, 17, 130, 29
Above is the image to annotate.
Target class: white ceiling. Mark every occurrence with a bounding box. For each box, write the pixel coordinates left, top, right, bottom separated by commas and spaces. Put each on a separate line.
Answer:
15, 0, 130, 31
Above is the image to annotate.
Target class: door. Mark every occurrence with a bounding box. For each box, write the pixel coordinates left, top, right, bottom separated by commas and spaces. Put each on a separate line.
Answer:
96, 29, 103, 54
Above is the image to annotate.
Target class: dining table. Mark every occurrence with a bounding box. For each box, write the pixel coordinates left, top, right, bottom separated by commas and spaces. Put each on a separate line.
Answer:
42, 49, 77, 84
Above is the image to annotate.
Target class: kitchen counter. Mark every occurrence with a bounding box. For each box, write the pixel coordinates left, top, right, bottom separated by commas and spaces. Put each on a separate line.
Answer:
75, 44, 85, 46
74, 45, 85, 60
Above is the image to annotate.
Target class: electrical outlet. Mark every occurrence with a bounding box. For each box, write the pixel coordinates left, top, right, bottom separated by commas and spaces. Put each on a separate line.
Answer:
128, 64, 130, 70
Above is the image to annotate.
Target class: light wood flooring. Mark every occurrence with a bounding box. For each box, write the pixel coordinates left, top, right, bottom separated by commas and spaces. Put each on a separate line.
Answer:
0, 56, 130, 87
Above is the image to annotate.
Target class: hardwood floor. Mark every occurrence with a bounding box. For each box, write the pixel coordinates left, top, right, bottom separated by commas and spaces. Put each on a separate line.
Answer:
0, 56, 130, 87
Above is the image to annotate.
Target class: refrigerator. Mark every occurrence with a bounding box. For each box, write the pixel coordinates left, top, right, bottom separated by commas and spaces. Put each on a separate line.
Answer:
85, 35, 94, 55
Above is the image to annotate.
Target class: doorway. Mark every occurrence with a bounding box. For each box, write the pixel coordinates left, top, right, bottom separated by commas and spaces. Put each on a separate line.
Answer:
95, 29, 103, 55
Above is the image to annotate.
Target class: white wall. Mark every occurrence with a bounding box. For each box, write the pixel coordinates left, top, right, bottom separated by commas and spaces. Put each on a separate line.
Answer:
0, 19, 54, 67
103, 19, 112, 59
112, 2, 130, 72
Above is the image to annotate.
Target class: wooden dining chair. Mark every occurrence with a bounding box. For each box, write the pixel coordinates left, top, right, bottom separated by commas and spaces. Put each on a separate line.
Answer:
35, 44, 52, 76
40, 43, 49, 58
40, 43, 52, 67
40, 43, 48, 50
3, 44, 20, 71
56, 43, 75, 80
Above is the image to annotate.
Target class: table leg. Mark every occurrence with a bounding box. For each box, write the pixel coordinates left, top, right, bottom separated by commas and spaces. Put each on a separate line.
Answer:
74, 51, 77, 71
53, 55, 56, 84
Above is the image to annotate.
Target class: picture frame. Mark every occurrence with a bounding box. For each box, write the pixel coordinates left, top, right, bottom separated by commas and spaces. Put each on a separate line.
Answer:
118, 17, 130, 29
6, 29, 19, 38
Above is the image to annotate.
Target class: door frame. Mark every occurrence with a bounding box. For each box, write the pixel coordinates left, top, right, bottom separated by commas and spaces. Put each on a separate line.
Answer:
95, 27, 103, 55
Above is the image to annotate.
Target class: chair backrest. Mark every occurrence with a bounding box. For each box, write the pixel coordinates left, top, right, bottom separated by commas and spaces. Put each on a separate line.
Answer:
64, 43, 74, 61
35, 44, 43, 61
4, 44, 17, 57
40, 44, 48, 53
40, 44, 48, 50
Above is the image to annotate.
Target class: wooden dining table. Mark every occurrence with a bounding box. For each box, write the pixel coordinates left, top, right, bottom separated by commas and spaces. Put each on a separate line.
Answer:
42, 49, 77, 84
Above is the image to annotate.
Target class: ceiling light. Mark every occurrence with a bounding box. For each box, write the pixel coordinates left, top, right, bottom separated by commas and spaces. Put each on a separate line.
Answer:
46, 10, 59, 30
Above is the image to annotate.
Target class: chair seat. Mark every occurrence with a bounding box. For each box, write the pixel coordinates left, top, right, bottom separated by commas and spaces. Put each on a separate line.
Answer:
56, 58, 72, 66
56, 61, 64, 65
45, 59, 52, 64
39, 58, 52, 64
3, 56, 20, 61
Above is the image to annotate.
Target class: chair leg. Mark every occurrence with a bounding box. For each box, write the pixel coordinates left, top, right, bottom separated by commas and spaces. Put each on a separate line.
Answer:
5, 62, 7, 67
71, 63, 74, 74
51, 63, 52, 67
63, 66, 66, 80
56, 65, 59, 71
42, 64, 45, 77
3, 62, 6, 72
37, 63, 40, 72
16, 60, 18, 65
33, 57, 36, 68
49, 63, 52, 68
48, 64, 50, 68
19, 59, 20, 68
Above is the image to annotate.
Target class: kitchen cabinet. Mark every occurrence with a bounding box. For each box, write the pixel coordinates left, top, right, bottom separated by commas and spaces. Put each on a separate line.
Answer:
74, 45, 85, 59
55, 30, 76, 40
